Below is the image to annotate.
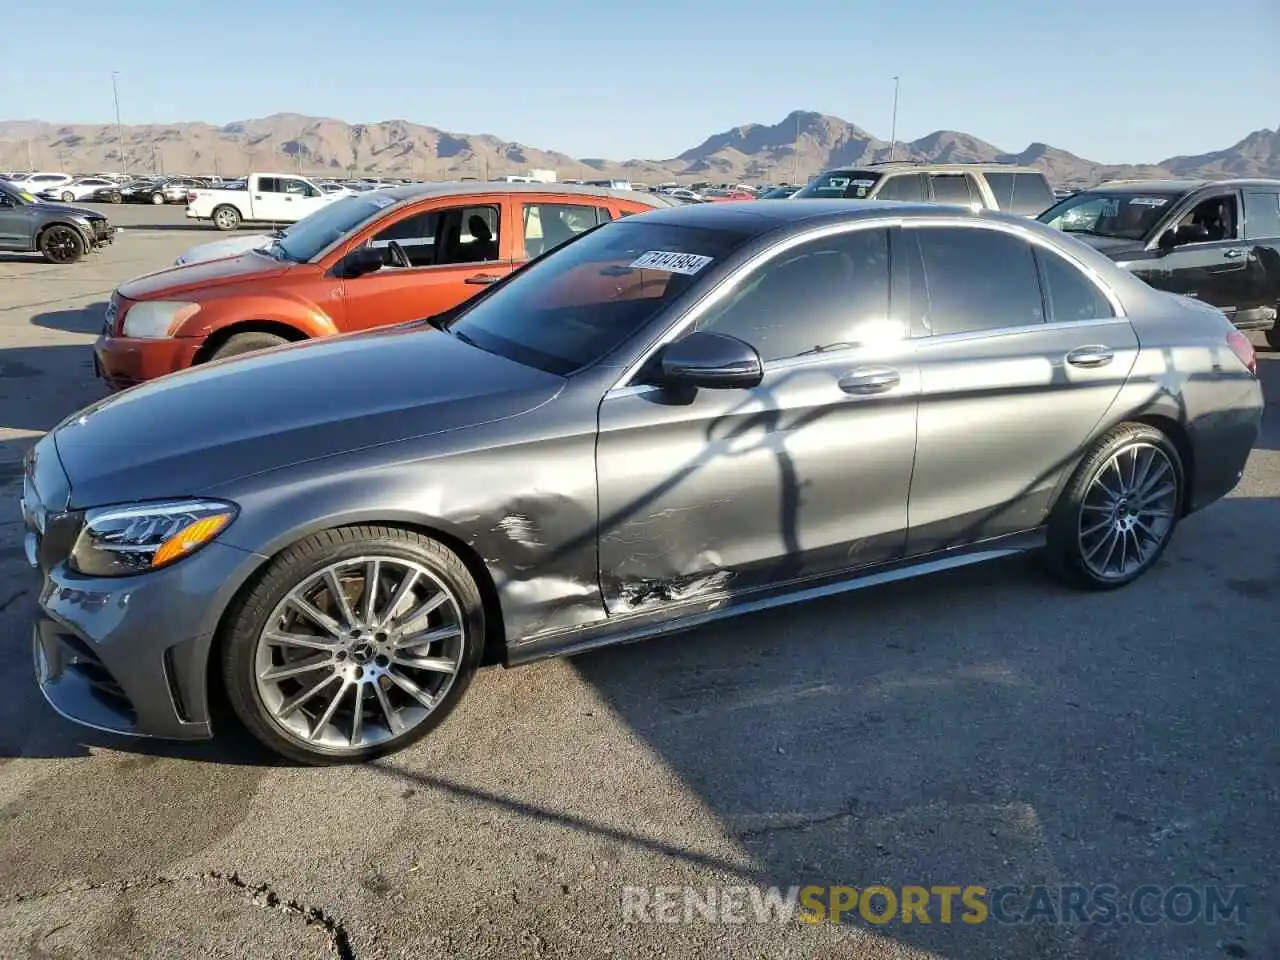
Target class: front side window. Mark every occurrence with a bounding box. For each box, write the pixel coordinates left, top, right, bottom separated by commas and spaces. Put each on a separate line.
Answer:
984, 172, 1056, 216
697, 228, 895, 360
1038, 191, 1182, 241
368, 208, 439, 267
281, 178, 317, 197
909, 226, 1044, 335
448, 220, 753, 375
1167, 194, 1240, 243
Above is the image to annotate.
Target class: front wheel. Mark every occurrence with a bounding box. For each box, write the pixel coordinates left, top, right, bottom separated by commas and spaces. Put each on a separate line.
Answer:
1044, 423, 1183, 590
221, 526, 485, 764
209, 331, 290, 362
151, 191, 166, 205
61, 191, 74, 202
38, 225, 86, 264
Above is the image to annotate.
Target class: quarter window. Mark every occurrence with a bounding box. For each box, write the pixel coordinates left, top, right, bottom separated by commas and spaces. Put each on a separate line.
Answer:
1035, 249, 1114, 322
696, 228, 894, 361
909, 226, 1045, 335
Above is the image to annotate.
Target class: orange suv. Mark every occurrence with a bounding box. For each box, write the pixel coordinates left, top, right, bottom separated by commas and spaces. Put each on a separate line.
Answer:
94, 183, 678, 390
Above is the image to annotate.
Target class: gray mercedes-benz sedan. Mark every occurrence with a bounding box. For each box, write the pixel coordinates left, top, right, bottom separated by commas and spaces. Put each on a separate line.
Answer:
21, 200, 1264, 763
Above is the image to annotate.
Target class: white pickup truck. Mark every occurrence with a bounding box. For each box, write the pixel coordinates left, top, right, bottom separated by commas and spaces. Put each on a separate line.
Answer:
185, 172, 339, 231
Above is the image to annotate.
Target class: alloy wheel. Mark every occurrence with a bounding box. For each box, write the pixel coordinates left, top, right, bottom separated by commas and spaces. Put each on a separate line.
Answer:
253, 557, 466, 752
1077, 441, 1178, 581
42, 227, 81, 263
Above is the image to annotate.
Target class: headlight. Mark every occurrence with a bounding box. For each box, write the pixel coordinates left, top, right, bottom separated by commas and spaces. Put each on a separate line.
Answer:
69, 499, 238, 577
121, 300, 201, 338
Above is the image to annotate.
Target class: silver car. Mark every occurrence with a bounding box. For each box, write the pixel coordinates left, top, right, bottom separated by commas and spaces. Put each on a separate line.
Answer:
20, 200, 1264, 763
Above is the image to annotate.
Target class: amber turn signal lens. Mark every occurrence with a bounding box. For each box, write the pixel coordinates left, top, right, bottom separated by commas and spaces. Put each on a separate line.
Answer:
151, 513, 234, 567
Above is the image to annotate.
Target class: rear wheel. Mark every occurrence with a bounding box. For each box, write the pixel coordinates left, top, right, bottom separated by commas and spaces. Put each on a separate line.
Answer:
151, 191, 166, 205
60, 190, 74, 202
1044, 423, 1183, 589
212, 205, 241, 231
221, 526, 485, 764
209, 331, 290, 362
1266, 326, 1280, 351
38, 225, 86, 264
109, 191, 122, 204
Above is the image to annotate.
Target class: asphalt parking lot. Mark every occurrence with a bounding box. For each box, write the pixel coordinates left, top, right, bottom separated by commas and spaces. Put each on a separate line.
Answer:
0, 203, 1277, 960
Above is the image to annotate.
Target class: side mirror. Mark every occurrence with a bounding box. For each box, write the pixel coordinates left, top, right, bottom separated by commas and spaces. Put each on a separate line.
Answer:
1160, 224, 1209, 249
341, 245, 385, 277
0, 195, 12, 208
658, 331, 763, 390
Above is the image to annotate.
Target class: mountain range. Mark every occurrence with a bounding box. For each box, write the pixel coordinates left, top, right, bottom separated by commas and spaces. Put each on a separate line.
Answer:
1, 111, 1276, 187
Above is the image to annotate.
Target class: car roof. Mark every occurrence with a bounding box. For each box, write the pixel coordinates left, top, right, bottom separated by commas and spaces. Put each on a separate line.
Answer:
370, 180, 682, 209
1087, 177, 1280, 193
633, 198, 1041, 233
822, 162, 1046, 175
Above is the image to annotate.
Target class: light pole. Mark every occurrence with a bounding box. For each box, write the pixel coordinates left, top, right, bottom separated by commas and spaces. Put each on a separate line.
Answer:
889, 76, 900, 162
792, 111, 800, 184
111, 71, 126, 175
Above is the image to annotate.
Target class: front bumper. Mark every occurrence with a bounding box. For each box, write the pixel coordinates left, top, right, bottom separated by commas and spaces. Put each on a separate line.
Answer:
93, 332, 202, 391
31, 540, 260, 740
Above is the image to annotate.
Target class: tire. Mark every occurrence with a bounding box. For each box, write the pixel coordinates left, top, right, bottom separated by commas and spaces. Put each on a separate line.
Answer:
1044, 422, 1184, 590
209, 331, 291, 362
212, 205, 241, 231
109, 192, 122, 204
37, 224, 87, 264
61, 191, 74, 202
220, 526, 485, 764
1266, 326, 1280, 351
151, 191, 166, 205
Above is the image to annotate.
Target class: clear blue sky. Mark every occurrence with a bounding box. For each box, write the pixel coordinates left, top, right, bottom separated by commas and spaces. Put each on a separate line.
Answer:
4, 0, 1275, 164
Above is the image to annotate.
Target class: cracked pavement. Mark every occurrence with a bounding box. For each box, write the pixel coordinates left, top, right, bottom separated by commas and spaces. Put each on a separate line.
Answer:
0, 206, 1278, 959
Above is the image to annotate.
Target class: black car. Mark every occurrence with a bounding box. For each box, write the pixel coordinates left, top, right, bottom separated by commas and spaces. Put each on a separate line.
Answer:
0, 180, 115, 263
1038, 179, 1280, 347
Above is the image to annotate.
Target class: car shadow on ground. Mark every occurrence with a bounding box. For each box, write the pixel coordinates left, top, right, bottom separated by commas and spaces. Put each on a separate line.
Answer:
29, 301, 111, 336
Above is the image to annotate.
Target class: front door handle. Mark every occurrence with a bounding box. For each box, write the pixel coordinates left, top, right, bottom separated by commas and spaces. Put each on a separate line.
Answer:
1066, 345, 1114, 367
465, 274, 499, 285
838, 366, 900, 394
1223, 247, 1247, 260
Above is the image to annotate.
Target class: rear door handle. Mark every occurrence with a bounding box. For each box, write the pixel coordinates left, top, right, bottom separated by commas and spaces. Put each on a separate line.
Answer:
838, 366, 900, 394
1223, 247, 1247, 259
465, 274, 499, 285
1066, 345, 1114, 367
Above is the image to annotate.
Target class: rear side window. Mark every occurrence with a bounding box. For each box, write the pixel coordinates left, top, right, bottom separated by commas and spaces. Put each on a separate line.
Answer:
875, 174, 925, 202
909, 226, 1045, 335
1244, 192, 1280, 240
929, 174, 976, 205
1035, 248, 1115, 322
985, 172, 1055, 215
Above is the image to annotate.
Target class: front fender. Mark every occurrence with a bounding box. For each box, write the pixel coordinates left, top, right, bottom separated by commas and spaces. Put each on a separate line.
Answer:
177, 293, 341, 340
35, 218, 95, 252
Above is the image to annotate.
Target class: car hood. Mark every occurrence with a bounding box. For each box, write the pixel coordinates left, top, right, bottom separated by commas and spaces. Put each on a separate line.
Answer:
176, 234, 274, 265
52, 325, 564, 507
117, 251, 290, 298
1061, 234, 1146, 258
35, 200, 105, 220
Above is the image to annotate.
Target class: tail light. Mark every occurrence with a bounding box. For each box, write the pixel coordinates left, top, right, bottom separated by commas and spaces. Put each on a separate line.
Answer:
1225, 330, 1257, 376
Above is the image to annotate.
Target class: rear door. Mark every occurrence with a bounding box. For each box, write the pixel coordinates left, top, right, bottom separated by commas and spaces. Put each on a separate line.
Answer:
1241, 188, 1280, 326
248, 176, 290, 221
341, 196, 515, 331
902, 221, 1138, 552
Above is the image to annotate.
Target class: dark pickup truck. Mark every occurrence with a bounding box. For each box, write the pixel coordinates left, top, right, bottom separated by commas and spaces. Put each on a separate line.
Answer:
0, 179, 115, 263
1038, 178, 1280, 348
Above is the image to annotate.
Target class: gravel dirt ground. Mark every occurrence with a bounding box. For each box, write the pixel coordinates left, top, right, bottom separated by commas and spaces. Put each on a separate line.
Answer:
0, 204, 1277, 960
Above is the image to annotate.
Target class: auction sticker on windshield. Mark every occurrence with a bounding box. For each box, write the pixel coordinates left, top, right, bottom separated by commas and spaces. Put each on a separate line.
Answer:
630, 251, 714, 275
1128, 197, 1168, 206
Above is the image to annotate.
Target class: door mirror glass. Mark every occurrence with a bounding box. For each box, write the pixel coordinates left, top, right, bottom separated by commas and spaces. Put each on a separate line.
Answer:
659, 331, 763, 389
342, 245, 385, 277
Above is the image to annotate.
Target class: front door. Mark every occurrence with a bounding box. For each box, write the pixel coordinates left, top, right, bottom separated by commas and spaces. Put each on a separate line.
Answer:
596, 224, 920, 613
1154, 190, 1250, 320
0, 194, 27, 249
900, 223, 1139, 552
342, 199, 514, 330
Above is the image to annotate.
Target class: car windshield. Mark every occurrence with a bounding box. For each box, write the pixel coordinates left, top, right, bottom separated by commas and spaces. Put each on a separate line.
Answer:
447, 220, 754, 376
0, 181, 37, 203
271, 194, 398, 262
1037, 190, 1182, 241
793, 171, 883, 199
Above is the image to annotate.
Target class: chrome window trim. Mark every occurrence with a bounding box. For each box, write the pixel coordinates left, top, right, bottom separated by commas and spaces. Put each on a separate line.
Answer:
605, 215, 1127, 396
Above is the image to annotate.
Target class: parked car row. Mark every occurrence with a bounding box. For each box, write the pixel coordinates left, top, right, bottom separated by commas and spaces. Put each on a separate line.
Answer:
19, 189, 1265, 764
